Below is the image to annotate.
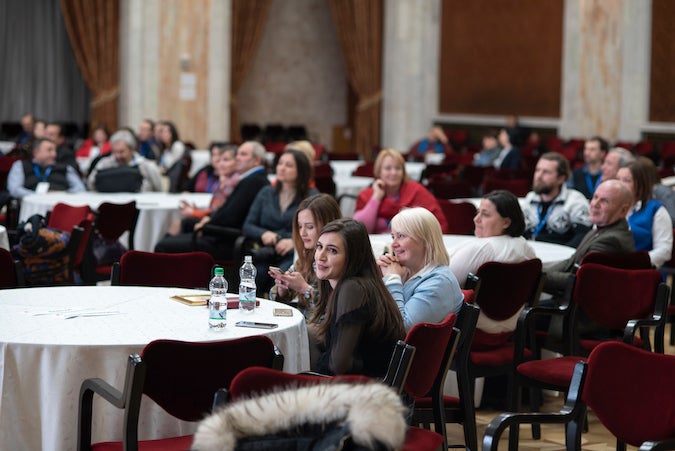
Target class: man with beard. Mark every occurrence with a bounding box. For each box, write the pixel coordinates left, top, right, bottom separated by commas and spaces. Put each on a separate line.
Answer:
522, 152, 591, 247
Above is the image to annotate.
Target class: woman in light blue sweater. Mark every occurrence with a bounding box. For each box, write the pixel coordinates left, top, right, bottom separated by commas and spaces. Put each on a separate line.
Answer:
377, 207, 463, 331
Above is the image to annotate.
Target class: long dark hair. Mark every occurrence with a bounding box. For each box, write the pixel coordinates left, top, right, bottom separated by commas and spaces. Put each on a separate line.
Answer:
313, 219, 405, 341
276, 148, 312, 202
292, 194, 342, 276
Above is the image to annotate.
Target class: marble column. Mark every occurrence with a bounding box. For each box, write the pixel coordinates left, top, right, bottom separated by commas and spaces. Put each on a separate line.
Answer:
381, 0, 441, 152
559, 0, 651, 141
119, 0, 230, 147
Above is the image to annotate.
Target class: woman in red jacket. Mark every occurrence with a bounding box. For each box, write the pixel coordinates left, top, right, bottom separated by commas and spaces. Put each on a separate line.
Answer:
353, 148, 448, 233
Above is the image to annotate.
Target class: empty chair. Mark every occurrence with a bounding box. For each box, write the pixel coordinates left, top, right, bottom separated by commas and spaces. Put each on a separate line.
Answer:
511, 263, 668, 443
352, 162, 375, 178
484, 341, 675, 450
580, 250, 652, 269
77, 336, 284, 451
47, 202, 92, 233
428, 178, 473, 199
92, 201, 139, 280
482, 177, 530, 197
111, 250, 215, 289
437, 199, 476, 235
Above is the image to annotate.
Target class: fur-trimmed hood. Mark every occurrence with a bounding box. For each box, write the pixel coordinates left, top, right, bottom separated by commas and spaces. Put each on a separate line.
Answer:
192, 381, 408, 451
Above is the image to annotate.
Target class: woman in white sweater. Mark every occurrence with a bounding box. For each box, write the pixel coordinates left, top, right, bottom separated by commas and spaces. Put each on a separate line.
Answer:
448, 190, 536, 333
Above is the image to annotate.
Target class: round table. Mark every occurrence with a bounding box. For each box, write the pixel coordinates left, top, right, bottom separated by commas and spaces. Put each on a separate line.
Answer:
369, 234, 575, 265
19, 192, 212, 252
0, 285, 309, 451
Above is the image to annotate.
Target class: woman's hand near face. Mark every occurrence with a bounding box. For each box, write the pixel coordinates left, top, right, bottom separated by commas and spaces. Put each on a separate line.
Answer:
377, 254, 405, 277
276, 271, 308, 293
275, 238, 294, 256
372, 179, 386, 201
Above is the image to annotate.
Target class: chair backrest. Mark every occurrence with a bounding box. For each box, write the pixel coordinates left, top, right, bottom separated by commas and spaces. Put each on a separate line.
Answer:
403, 313, 458, 398
141, 336, 282, 422
428, 178, 473, 199
47, 202, 92, 232
352, 162, 374, 177
95, 201, 139, 247
437, 199, 476, 235
382, 339, 416, 394
112, 250, 215, 289
481, 177, 530, 197
581, 250, 652, 269
583, 341, 675, 447
167, 151, 192, 193
573, 263, 664, 331
0, 248, 24, 288
473, 258, 543, 321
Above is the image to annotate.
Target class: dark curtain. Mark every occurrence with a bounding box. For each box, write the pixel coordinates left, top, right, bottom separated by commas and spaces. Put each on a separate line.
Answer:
329, 0, 383, 161
0, 0, 89, 127
60, 0, 119, 131
230, 0, 273, 143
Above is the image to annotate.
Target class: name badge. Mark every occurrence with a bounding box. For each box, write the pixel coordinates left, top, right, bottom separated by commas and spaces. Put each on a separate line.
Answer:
35, 182, 50, 194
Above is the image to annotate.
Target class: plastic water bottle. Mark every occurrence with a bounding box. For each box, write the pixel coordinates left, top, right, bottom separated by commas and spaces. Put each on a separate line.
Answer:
208, 267, 228, 329
239, 255, 257, 313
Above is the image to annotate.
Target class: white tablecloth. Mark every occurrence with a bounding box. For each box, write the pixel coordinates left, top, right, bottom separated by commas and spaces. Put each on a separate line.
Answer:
329, 160, 425, 181
0, 285, 309, 451
0, 225, 8, 250
369, 234, 575, 264
19, 192, 212, 252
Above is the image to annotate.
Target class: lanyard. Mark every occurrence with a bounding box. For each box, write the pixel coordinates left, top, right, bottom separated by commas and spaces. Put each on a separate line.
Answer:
585, 172, 601, 196
33, 164, 52, 182
532, 202, 554, 238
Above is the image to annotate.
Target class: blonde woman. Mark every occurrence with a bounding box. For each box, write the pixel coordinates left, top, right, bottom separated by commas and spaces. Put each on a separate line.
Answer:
377, 207, 463, 331
353, 149, 448, 233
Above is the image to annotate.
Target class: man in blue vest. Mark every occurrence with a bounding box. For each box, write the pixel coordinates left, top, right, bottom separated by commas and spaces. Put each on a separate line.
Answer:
7, 138, 86, 200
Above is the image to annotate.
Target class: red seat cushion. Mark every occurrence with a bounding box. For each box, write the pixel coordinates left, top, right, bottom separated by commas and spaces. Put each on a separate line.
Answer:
413, 395, 461, 409
470, 343, 532, 367
517, 356, 586, 388
401, 426, 444, 451
92, 434, 193, 451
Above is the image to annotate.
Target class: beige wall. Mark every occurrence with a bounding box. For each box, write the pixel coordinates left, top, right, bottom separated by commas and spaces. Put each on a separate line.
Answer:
238, 0, 347, 146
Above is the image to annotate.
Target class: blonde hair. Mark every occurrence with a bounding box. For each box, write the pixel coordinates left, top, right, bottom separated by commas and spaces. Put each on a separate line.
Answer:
285, 140, 315, 164
374, 149, 408, 183
390, 207, 449, 266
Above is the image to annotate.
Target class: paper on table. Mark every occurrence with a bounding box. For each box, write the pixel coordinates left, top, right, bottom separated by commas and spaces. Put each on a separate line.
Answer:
170, 293, 255, 309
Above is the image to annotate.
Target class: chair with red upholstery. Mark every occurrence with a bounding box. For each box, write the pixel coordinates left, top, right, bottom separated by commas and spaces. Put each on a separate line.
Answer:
484, 341, 675, 451
200, 338, 444, 451
481, 177, 530, 197
92, 201, 139, 280
412, 303, 481, 451
581, 250, 652, 269
465, 259, 544, 417
512, 263, 669, 443
77, 336, 284, 451
352, 161, 375, 178
437, 199, 476, 235
402, 313, 459, 449
659, 230, 675, 345
47, 203, 93, 232
0, 248, 25, 288
428, 178, 473, 199
110, 250, 216, 289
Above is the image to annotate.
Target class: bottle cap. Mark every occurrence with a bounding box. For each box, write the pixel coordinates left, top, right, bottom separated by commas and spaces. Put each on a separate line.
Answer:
214, 267, 224, 276
244, 255, 253, 263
